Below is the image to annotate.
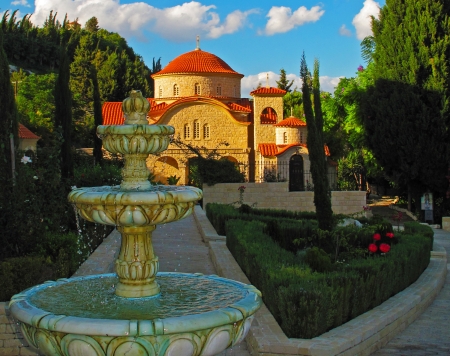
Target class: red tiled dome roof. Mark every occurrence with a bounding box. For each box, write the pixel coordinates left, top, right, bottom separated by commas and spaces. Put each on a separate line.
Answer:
153, 49, 243, 77
274, 116, 306, 127
19, 124, 40, 139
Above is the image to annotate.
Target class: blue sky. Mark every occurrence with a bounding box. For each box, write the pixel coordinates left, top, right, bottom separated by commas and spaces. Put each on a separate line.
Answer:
1, 0, 385, 96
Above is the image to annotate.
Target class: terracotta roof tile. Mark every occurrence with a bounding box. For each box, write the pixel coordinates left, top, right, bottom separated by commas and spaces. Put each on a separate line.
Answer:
260, 107, 278, 124
274, 116, 306, 127
153, 49, 243, 77
227, 102, 252, 113
102, 102, 125, 125
258, 143, 330, 157
250, 87, 286, 96
19, 124, 40, 139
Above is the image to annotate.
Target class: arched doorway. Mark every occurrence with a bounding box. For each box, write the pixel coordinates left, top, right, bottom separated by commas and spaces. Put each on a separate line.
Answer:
289, 155, 304, 191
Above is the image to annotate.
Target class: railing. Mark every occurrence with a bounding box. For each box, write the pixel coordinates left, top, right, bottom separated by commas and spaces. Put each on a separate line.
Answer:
236, 161, 339, 191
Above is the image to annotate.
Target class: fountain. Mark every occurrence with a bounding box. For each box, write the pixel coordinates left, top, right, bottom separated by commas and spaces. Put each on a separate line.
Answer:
9, 90, 262, 356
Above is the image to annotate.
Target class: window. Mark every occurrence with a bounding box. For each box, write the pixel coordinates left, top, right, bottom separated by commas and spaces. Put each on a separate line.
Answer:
159, 86, 162, 98
173, 84, 179, 96
233, 85, 237, 97
203, 124, 210, 139
283, 132, 288, 144
216, 84, 222, 96
194, 120, 200, 139
300, 131, 303, 143
184, 124, 191, 139
195, 83, 201, 95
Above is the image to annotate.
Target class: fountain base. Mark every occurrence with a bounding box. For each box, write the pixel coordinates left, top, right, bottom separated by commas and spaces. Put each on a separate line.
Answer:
10, 273, 262, 356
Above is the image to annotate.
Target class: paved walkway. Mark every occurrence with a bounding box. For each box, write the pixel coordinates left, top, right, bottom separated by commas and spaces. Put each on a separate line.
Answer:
74, 209, 449, 356
373, 228, 450, 356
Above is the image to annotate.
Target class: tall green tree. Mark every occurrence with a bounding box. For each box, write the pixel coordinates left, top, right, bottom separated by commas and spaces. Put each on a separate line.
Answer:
361, 0, 450, 211
54, 45, 73, 179
301, 54, 333, 230
91, 65, 103, 165
0, 27, 18, 183
276, 68, 294, 92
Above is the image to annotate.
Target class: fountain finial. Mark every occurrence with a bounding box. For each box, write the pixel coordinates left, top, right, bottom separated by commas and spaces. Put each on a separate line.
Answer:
122, 90, 150, 125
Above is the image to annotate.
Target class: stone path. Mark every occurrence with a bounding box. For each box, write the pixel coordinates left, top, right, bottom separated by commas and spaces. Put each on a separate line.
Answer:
373, 228, 450, 355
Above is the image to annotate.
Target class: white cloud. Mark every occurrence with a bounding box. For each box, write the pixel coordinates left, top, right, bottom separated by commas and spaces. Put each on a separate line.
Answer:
262, 5, 324, 35
352, 0, 381, 40
31, 0, 256, 42
241, 71, 340, 97
11, 0, 31, 7
339, 24, 352, 37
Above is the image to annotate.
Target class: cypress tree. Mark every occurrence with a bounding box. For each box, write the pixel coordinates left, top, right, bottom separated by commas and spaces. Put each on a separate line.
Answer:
91, 65, 103, 165
54, 44, 73, 179
301, 54, 333, 231
361, 0, 450, 210
0, 26, 18, 183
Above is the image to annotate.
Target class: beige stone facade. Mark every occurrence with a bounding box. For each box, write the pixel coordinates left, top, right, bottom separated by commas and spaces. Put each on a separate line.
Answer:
103, 48, 336, 187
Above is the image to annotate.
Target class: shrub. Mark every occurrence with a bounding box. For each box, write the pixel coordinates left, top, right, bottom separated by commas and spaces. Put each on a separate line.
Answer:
224, 217, 432, 339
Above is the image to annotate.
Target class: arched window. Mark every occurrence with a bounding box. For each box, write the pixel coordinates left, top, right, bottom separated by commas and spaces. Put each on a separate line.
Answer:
233, 85, 237, 97
283, 132, 288, 144
173, 84, 179, 96
193, 120, 200, 139
159, 86, 162, 98
184, 124, 191, 139
195, 83, 201, 95
216, 84, 222, 96
203, 124, 210, 139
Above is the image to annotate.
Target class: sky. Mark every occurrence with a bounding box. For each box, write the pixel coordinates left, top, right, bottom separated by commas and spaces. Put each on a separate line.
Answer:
1, 0, 385, 97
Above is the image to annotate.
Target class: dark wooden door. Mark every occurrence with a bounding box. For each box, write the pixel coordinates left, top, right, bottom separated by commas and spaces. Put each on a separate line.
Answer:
289, 155, 304, 191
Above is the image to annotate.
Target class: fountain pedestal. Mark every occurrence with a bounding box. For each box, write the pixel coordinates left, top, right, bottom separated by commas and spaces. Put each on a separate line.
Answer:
115, 225, 160, 298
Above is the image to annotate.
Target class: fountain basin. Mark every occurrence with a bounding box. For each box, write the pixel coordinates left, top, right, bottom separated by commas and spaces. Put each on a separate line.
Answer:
69, 185, 202, 227
97, 124, 174, 155
10, 273, 262, 356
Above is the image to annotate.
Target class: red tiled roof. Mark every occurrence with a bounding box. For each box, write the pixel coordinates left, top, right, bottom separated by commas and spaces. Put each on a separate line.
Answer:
19, 124, 40, 139
258, 143, 330, 157
227, 102, 252, 113
102, 99, 154, 125
260, 107, 278, 124
250, 87, 286, 96
153, 49, 243, 77
274, 116, 306, 127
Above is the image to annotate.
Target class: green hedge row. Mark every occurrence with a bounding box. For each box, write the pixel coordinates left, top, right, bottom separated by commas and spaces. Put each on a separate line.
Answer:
206, 203, 318, 252
225, 219, 432, 339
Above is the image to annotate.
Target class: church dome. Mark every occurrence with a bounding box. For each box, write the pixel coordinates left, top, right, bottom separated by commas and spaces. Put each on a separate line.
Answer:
153, 49, 243, 77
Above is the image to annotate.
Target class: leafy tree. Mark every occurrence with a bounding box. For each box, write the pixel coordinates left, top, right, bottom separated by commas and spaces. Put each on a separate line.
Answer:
301, 54, 333, 230
276, 68, 294, 92
282, 90, 303, 119
85, 17, 99, 33
362, 0, 450, 211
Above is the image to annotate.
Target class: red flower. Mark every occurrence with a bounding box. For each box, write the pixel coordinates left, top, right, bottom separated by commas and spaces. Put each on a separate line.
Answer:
379, 243, 391, 253
368, 243, 378, 253
386, 232, 395, 239
373, 233, 381, 241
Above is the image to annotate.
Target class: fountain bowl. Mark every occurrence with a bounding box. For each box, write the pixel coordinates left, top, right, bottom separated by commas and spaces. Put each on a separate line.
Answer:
10, 273, 262, 356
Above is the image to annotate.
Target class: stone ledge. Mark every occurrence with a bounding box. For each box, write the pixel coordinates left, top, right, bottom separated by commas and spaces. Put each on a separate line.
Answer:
194, 207, 448, 356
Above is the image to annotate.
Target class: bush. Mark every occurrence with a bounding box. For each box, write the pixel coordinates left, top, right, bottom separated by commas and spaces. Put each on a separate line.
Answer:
224, 217, 432, 339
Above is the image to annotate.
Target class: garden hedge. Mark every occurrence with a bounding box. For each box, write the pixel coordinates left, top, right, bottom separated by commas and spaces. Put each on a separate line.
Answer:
224, 218, 432, 339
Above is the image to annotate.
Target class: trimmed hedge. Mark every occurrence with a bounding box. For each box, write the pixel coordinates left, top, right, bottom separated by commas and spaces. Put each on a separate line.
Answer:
225, 218, 432, 339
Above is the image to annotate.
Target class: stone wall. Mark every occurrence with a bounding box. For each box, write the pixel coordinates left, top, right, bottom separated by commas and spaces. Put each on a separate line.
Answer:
202, 182, 367, 215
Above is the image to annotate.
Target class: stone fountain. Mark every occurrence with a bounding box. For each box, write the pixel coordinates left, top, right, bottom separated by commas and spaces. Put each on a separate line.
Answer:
9, 90, 262, 356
